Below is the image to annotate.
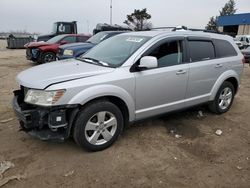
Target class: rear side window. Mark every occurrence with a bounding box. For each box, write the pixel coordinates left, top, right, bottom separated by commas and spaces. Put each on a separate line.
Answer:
188, 41, 215, 62
214, 39, 237, 58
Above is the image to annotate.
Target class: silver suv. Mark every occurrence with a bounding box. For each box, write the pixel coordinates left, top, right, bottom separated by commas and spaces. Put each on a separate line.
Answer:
13, 29, 244, 151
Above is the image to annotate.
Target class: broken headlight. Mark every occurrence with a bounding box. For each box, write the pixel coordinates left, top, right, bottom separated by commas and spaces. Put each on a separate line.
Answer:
24, 89, 65, 106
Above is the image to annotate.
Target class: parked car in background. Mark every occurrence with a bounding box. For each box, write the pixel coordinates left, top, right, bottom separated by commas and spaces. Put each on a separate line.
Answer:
234, 38, 244, 49
241, 46, 250, 64
93, 23, 132, 34
57, 31, 128, 60
25, 34, 91, 63
13, 29, 243, 151
235, 35, 250, 48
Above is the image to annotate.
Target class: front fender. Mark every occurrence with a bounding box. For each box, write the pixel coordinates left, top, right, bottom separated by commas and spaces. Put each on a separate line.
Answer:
210, 70, 240, 101
68, 85, 135, 121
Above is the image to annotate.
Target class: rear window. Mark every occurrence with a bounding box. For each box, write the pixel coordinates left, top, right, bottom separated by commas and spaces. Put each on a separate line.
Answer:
214, 39, 237, 58
188, 41, 215, 62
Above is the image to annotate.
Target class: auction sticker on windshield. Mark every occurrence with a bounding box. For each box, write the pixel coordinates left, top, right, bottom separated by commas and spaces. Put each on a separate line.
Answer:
126, 37, 144, 43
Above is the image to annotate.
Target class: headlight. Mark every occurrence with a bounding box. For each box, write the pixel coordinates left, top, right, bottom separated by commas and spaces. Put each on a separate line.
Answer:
63, 49, 73, 56
24, 89, 65, 106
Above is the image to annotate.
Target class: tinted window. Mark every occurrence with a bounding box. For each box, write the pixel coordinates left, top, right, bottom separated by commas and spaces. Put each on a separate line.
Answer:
78, 36, 89, 42
189, 41, 215, 62
214, 39, 237, 57
246, 37, 249, 43
63, 36, 76, 43
146, 41, 183, 67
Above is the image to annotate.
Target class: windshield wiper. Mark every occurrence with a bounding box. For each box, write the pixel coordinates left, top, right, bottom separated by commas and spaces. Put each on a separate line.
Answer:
77, 57, 110, 67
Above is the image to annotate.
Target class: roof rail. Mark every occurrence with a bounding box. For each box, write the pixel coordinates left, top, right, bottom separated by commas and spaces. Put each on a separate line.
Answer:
151, 27, 176, 30
151, 26, 224, 34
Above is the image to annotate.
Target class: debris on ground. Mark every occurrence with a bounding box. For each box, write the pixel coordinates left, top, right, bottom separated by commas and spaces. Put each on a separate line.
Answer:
215, 130, 223, 136
169, 130, 176, 134
236, 166, 243, 170
0, 118, 14, 124
175, 134, 182, 139
0, 174, 26, 187
0, 161, 15, 179
197, 111, 205, 119
64, 170, 74, 177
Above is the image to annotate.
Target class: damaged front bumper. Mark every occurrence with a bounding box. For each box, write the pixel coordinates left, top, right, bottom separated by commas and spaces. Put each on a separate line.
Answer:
13, 89, 79, 142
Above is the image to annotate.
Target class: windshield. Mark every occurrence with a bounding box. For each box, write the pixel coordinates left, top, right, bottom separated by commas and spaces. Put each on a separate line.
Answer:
47, 35, 65, 44
80, 35, 151, 67
87, 32, 109, 44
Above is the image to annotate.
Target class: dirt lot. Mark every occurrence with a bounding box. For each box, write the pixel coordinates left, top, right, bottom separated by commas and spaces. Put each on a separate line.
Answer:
0, 39, 249, 188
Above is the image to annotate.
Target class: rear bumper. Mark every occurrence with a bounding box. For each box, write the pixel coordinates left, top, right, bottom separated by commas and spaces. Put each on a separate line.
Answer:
13, 90, 79, 141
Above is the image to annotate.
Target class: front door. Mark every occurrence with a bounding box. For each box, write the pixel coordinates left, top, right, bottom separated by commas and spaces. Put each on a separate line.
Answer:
135, 39, 189, 120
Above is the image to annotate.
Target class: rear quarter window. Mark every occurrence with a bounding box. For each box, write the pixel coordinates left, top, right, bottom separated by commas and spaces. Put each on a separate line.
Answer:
188, 40, 215, 62
214, 39, 237, 58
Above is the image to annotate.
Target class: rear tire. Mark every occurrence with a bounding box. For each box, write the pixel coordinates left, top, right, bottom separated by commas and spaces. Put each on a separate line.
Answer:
209, 81, 235, 114
73, 101, 124, 151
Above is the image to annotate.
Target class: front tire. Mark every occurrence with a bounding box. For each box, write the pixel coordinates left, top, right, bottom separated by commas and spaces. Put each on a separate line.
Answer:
73, 101, 124, 151
209, 81, 235, 114
41, 52, 56, 63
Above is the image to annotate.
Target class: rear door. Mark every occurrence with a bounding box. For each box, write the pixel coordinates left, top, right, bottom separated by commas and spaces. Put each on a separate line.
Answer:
185, 37, 225, 106
135, 37, 189, 120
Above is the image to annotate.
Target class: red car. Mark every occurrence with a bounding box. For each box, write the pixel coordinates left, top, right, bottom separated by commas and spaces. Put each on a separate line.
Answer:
25, 34, 91, 63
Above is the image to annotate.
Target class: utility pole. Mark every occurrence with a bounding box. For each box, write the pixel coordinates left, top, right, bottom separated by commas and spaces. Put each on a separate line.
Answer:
110, 0, 113, 25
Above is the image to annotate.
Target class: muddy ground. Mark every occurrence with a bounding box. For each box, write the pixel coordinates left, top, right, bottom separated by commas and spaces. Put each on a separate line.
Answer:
0, 40, 249, 188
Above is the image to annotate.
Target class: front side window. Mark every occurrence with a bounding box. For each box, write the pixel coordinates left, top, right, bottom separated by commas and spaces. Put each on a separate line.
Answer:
145, 40, 183, 67
188, 41, 215, 62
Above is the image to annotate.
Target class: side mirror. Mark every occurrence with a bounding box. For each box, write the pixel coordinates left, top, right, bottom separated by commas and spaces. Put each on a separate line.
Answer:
60, 41, 68, 45
138, 56, 158, 69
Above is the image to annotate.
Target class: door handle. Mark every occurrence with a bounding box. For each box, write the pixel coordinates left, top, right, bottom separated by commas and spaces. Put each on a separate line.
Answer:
215, 64, 223, 68
176, 70, 187, 75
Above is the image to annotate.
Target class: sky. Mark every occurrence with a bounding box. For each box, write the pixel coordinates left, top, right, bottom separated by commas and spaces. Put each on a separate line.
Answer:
0, 0, 249, 34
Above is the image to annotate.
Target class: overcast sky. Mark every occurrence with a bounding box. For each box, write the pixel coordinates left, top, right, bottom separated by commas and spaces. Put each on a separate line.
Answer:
0, 0, 249, 34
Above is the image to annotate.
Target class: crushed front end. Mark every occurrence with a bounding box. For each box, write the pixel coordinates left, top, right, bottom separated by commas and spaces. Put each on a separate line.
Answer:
13, 86, 78, 142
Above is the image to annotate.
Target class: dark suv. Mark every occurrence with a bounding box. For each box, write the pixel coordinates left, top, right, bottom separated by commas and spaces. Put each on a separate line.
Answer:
57, 31, 128, 60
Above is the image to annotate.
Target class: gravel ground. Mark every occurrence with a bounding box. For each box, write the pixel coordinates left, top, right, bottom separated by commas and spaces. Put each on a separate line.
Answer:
0, 40, 249, 188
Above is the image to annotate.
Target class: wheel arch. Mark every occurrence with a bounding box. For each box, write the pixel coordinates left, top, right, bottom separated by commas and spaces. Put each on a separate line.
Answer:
68, 85, 135, 122
210, 70, 240, 101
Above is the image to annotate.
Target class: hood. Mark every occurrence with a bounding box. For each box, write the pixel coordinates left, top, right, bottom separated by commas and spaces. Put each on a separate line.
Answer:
25, 41, 52, 48
17, 59, 114, 89
60, 42, 95, 50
